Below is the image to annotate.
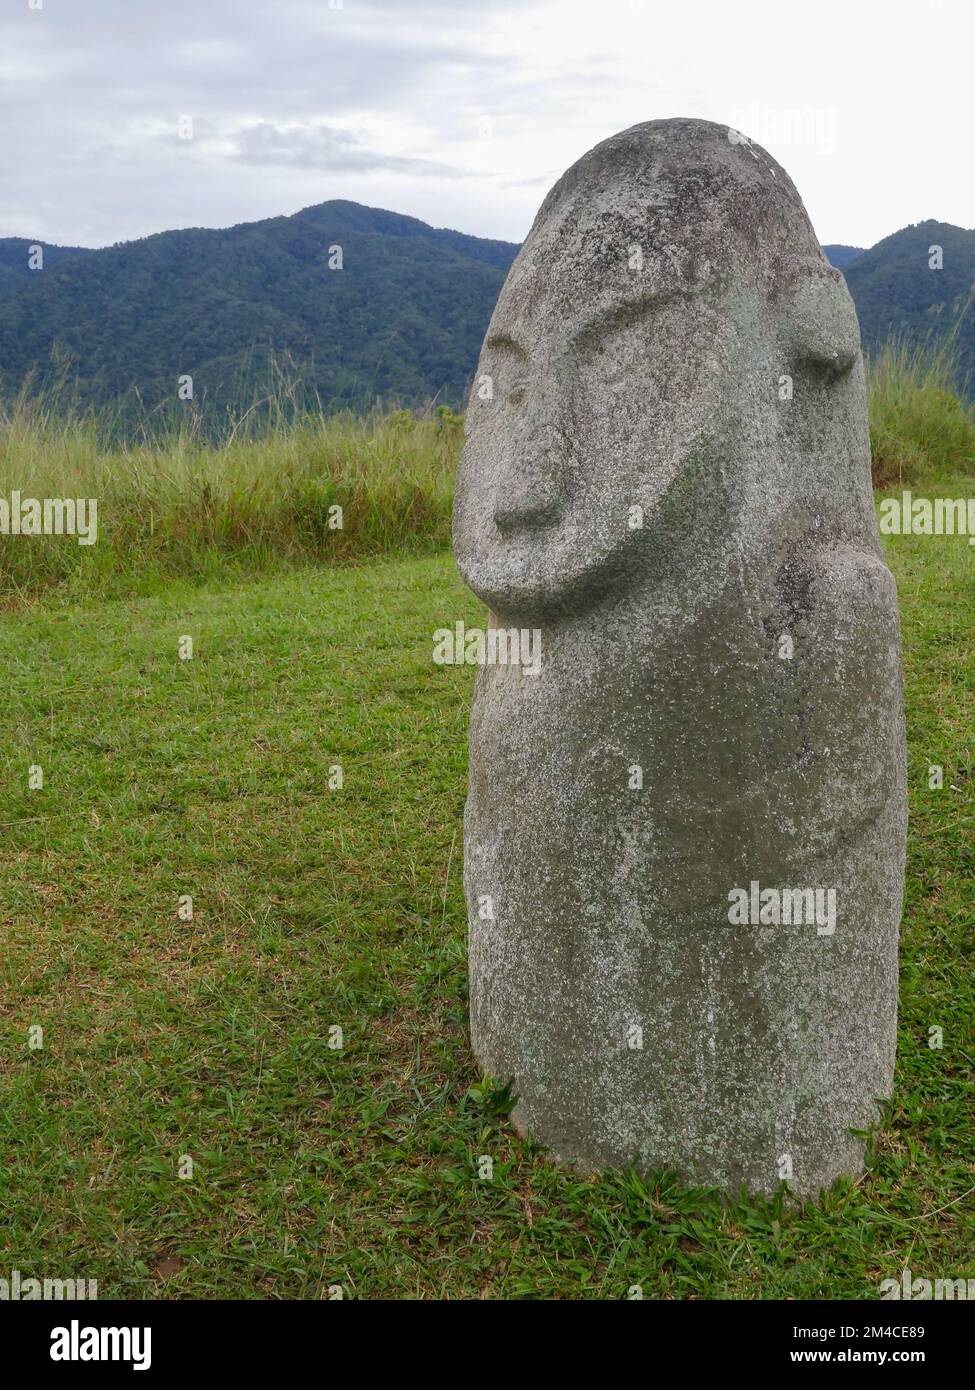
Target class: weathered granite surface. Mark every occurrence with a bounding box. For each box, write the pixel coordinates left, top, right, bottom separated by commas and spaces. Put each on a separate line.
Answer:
453, 118, 907, 1197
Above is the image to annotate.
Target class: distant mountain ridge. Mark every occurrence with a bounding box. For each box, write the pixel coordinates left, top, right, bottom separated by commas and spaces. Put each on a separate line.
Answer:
0, 206, 972, 422
823, 244, 864, 270
0, 202, 520, 420
0, 237, 94, 300
843, 220, 975, 390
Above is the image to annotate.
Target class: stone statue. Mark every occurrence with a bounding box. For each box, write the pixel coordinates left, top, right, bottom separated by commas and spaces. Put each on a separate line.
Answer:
452, 118, 907, 1197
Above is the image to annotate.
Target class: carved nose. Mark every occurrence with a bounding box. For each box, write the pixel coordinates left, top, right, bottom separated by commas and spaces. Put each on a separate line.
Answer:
494, 472, 563, 534
493, 416, 567, 533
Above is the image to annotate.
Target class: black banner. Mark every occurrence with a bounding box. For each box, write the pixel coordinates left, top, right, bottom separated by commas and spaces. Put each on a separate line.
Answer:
2, 1298, 965, 1373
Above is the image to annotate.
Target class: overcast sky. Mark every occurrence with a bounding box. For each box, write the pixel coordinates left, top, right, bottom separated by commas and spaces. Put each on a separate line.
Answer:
2, 0, 971, 251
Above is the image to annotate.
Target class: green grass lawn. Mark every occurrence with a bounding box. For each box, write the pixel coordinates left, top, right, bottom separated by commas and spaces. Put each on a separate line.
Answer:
1, 533, 973, 1300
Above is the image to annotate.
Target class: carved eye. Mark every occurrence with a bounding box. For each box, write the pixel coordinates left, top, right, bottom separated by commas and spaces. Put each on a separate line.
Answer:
507, 382, 527, 406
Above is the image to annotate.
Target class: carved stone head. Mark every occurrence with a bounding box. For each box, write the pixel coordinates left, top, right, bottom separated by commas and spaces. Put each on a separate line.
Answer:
453, 118, 870, 625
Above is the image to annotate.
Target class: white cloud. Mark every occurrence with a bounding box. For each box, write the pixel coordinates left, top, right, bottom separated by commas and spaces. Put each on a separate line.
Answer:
0, 0, 971, 249
229, 121, 466, 177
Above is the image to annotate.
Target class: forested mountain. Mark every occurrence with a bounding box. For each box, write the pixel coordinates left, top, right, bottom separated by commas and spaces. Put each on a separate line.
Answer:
0, 203, 519, 421
842, 220, 975, 391
823, 244, 864, 269
0, 238, 94, 300
1, 206, 972, 424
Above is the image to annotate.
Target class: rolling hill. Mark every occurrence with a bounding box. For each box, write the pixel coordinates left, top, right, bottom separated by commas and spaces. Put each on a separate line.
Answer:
823, 244, 864, 270
843, 220, 975, 390
0, 203, 519, 423
1, 207, 973, 427
0, 238, 94, 301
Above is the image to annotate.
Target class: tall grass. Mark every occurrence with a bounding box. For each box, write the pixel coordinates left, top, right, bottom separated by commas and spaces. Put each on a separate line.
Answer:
0, 394, 462, 602
3, 333, 974, 604
867, 334, 975, 488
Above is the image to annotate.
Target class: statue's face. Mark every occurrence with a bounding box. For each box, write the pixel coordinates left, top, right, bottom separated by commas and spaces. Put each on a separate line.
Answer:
453, 261, 734, 622
453, 223, 861, 623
